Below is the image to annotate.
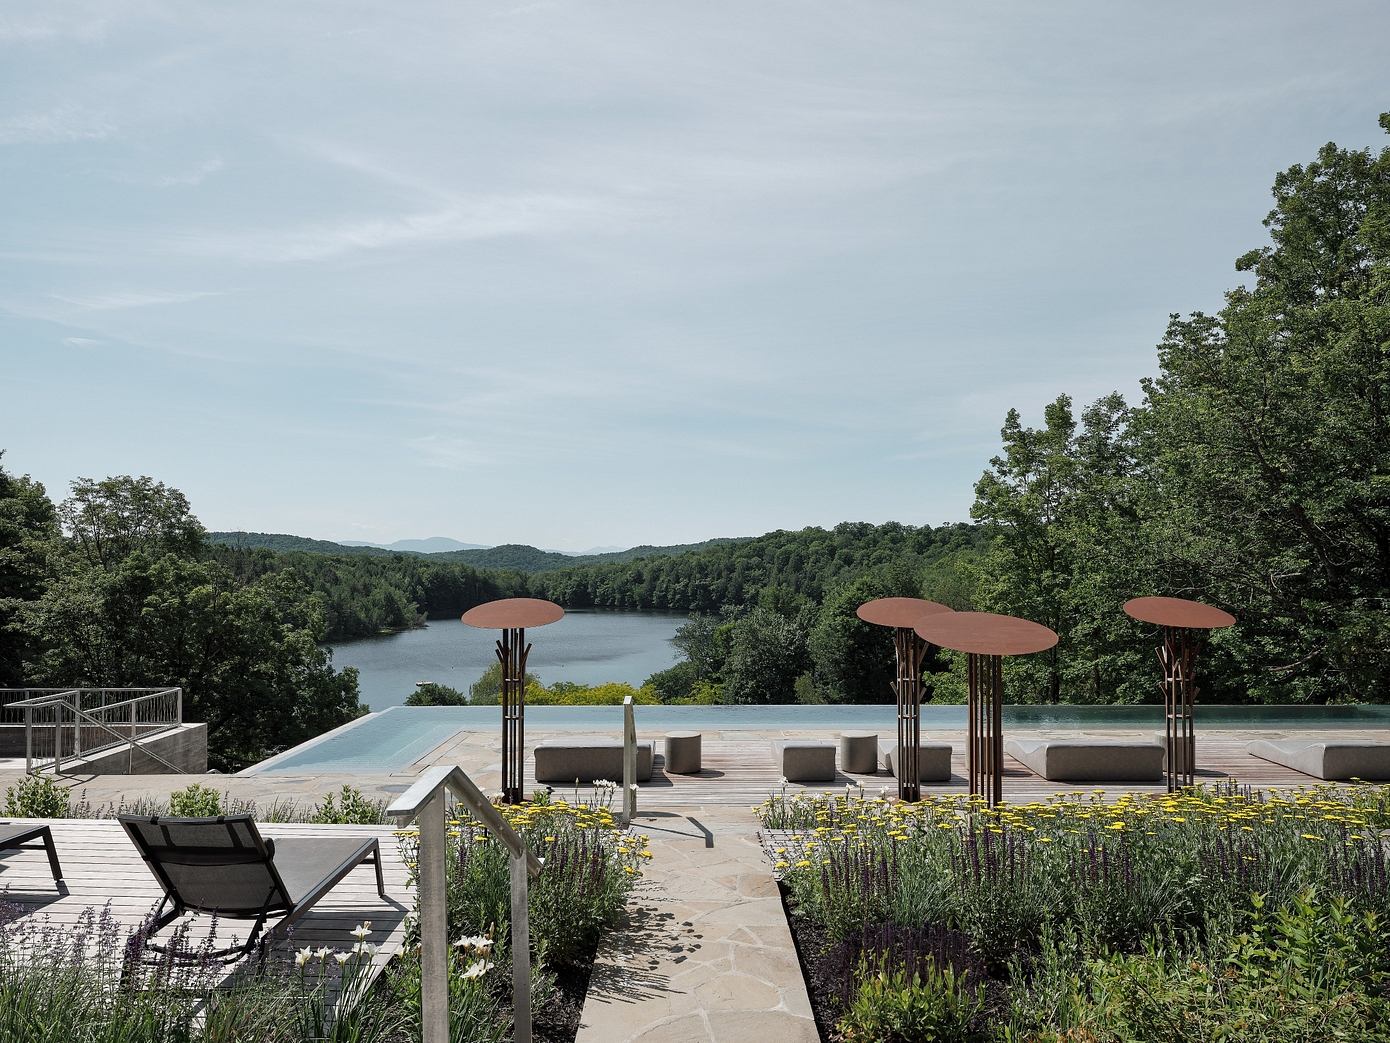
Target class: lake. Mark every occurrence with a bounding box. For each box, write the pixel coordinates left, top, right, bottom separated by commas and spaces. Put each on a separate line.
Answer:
329, 609, 687, 710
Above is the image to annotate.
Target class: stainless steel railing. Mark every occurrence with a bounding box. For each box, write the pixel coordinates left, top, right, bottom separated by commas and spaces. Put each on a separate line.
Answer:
387, 765, 542, 1043
1, 687, 183, 773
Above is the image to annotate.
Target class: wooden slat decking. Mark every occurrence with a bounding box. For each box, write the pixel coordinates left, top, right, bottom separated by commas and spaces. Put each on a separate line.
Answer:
0, 819, 411, 1010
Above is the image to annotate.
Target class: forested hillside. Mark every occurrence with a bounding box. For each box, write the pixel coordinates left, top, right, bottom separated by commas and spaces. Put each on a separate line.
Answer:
209, 531, 746, 573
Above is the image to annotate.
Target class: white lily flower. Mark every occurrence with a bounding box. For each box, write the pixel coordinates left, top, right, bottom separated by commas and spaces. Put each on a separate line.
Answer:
295, 947, 313, 967
334, 951, 351, 965
461, 959, 494, 979
350, 922, 372, 941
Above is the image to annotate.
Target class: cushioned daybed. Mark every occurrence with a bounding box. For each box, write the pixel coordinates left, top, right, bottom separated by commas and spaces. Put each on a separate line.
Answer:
880, 741, 953, 783
533, 739, 654, 783
1246, 739, 1390, 781
1006, 738, 1164, 782
772, 740, 837, 782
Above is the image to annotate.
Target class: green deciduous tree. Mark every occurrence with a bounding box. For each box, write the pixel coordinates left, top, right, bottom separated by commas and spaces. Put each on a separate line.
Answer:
724, 607, 809, 704
0, 453, 60, 686
1142, 115, 1390, 703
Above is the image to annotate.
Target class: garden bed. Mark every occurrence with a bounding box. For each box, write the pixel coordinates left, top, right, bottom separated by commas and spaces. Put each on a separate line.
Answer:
760, 783, 1390, 1042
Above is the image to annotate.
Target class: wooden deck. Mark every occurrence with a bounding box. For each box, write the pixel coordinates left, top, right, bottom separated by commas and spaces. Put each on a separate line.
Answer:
0, 819, 411, 1008
413, 731, 1390, 807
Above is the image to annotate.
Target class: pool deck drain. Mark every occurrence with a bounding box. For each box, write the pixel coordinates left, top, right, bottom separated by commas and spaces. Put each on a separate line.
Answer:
575, 805, 817, 1043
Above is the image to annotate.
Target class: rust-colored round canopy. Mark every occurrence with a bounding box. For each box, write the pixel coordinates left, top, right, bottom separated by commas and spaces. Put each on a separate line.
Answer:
461, 598, 564, 630
1123, 596, 1235, 630
856, 597, 953, 629
915, 611, 1058, 656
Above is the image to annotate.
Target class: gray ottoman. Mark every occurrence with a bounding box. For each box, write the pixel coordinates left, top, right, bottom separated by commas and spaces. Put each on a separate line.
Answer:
772, 740, 836, 782
839, 731, 879, 774
881, 740, 953, 783
664, 731, 702, 774
1153, 731, 1196, 775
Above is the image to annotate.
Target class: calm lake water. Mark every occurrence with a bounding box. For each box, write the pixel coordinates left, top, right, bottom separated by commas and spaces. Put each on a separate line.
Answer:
329, 609, 686, 711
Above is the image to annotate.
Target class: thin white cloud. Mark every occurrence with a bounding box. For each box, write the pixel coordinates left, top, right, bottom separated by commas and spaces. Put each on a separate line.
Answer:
0, 104, 115, 145
151, 156, 224, 187
50, 289, 225, 310
172, 194, 641, 264
61, 336, 101, 347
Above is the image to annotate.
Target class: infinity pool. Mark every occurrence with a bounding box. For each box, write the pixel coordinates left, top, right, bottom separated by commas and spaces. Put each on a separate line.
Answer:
243, 703, 1390, 775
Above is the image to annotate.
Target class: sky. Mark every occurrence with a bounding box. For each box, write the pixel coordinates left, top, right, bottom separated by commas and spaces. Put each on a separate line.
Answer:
2, 2, 1388, 551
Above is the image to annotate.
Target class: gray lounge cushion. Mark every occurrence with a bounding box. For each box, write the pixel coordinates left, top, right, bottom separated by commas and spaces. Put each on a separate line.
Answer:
880, 741, 953, 783
1006, 737, 1164, 782
1246, 739, 1390, 781
533, 739, 653, 783
772, 740, 836, 782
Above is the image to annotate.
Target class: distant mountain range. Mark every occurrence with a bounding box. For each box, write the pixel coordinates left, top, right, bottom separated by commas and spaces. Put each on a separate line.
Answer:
339, 537, 490, 554
207, 531, 745, 573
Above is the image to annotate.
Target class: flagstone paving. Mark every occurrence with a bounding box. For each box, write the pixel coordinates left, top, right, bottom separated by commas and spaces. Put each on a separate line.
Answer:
574, 805, 818, 1043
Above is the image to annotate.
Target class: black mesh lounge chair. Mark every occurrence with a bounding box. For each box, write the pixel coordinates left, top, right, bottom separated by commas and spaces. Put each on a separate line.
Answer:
0, 822, 64, 883
119, 814, 386, 963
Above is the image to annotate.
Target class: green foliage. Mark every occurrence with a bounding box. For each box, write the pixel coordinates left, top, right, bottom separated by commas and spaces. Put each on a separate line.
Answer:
643, 659, 700, 700
1072, 890, 1390, 1043
400, 792, 642, 976
525, 681, 659, 706
0, 454, 60, 686
309, 785, 390, 825
972, 115, 1390, 706
809, 568, 938, 704
838, 957, 988, 1043
405, 682, 469, 706
0, 906, 410, 1043
3, 774, 70, 818
724, 606, 809, 704
6, 472, 365, 771
767, 782, 1390, 1041
535, 521, 983, 613
168, 783, 223, 817
467, 662, 540, 706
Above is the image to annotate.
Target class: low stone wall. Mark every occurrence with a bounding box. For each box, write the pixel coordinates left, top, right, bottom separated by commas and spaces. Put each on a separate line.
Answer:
64, 723, 208, 774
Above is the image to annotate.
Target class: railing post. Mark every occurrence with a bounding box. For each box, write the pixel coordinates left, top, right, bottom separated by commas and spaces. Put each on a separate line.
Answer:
510, 851, 532, 1043
74, 691, 82, 760
622, 696, 636, 827
418, 790, 449, 1043
176, 687, 183, 726
24, 706, 32, 774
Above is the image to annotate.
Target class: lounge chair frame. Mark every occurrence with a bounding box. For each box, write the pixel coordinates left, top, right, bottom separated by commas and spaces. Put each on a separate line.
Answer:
0, 822, 64, 882
119, 814, 385, 964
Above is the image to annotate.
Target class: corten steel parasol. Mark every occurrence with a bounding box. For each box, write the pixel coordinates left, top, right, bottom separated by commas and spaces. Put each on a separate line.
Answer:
856, 598, 952, 801
462, 598, 565, 805
1123, 596, 1235, 792
915, 612, 1058, 808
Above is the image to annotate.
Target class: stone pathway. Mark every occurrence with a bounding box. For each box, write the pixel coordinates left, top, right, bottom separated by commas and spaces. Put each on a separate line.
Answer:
574, 806, 818, 1043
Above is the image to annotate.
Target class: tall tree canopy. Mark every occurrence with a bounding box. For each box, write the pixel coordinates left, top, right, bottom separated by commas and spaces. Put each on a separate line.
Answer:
9, 472, 363, 769
974, 114, 1390, 705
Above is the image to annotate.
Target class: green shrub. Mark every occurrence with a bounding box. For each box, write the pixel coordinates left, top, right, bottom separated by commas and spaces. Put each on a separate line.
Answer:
1076, 889, 1390, 1043
168, 782, 224, 817
837, 957, 988, 1043
310, 785, 389, 825
405, 682, 468, 706
3, 775, 70, 818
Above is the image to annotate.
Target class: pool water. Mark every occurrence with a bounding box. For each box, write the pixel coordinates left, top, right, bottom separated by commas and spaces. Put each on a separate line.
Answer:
242, 703, 1390, 775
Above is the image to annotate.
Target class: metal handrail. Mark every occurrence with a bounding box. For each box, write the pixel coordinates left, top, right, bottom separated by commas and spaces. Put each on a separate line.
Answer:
8, 688, 183, 774
388, 765, 542, 1043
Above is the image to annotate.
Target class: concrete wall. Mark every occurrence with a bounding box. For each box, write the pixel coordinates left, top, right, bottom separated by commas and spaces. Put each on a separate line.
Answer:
64, 723, 208, 774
